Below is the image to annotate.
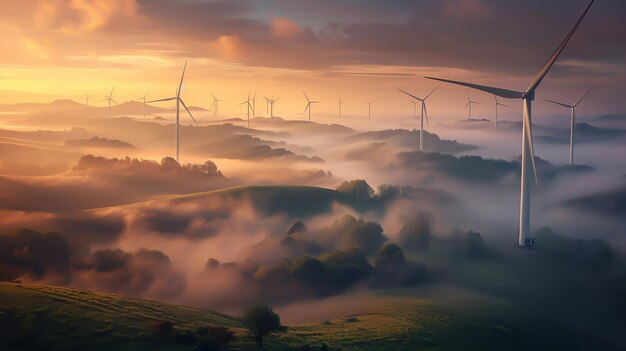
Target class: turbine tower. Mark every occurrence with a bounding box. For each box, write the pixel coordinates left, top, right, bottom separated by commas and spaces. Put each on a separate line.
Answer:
465, 95, 480, 122
366, 102, 372, 120
252, 91, 257, 118
84, 93, 90, 106
137, 89, 150, 118
147, 60, 198, 163
239, 90, 253, 128
101, 86, 117, 119
399, 86, 438, 152
338, 97, 345, 118
425, 0, 595, 247
494, 96, 509, 130
544, 85, 595, 165
211, 94, 222, 119
303, 91, 320, 122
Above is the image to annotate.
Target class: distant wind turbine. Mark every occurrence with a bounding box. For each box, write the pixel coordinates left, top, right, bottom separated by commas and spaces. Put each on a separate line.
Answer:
399, 86, 438, 151
544, 85, 596, 165
303, 91, 321, 122
101, 86, 117, 120
409, 100, 417, 117
240, 90, 253, 128
366, 102, 372, 120
252, 91, 256, 118
84, 93, 90, 106
211, 94, 222, 119
493, 96, 508, 130
137, 89, 150, 118
264, 96, 278, 126
147, 60, 198, 163
338, 97, 345, 118
465, 95, 480, 122
425, 0, 595, 247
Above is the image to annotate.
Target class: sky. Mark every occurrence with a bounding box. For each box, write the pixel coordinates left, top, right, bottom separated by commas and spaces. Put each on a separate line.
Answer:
1, 0, 625, 120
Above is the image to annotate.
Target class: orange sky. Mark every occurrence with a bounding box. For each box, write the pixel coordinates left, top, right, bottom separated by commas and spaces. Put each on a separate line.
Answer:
1, 0, 624, 119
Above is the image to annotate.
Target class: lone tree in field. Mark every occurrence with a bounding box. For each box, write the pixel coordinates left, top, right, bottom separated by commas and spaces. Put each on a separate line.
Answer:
242, 304, 283, 348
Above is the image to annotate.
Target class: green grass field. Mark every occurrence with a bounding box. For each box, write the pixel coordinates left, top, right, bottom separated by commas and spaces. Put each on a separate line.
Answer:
4, 280, 622, 351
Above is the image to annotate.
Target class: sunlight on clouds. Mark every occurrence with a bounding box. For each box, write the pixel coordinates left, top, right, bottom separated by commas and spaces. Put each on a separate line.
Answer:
35, 0, 139, 33
271, 18, 304, 38
214, 36, 243, 60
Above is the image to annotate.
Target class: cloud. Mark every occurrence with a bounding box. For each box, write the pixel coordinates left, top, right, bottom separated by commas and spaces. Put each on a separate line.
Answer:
35, 0, 140, 33
271, 18, 304, 38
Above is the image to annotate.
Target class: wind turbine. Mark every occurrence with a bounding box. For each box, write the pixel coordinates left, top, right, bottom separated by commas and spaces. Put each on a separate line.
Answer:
494, 96, 509, 130
252, 91, 256, 118
425, 0, 595, 247
338, 97, 345, 118
137, 89, 150, 118
366, 102, 372, 120
265, 97, 278, 126
409, 100, 417, 117
84, 92, 90, 106
211, 93, 222, 119
544, 85, 595, 165
465, 95, 480, 122
101, 86, 117, 120
240, 90, 253, 128
303, 91, 321, 122
399, 86, 438, 151
146, 60, 198, 163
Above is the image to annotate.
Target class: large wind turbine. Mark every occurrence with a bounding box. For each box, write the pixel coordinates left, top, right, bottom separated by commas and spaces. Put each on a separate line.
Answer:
425, 0, 595, 247
240, 90, 253, 128
544, 86, 595, 165
399, 86, 438, 151
137, 89, 150, 118
338, 97, 345, 118
303, 91, 320, 122
102, 86, 117, 119
493, 96, 508, 130
147, 60, 198, 163
465, 95, 480, 122
211, 94, 222, 119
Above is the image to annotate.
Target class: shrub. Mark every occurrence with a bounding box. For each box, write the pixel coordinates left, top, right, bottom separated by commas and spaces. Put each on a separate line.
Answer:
152, 320, 174, 342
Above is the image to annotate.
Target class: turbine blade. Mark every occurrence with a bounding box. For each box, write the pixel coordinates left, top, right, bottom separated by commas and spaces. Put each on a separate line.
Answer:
179, 99, 198, 126
177, 60, 187, 97
109, 86, 115, 98
423, 102, 430, 127
110, 99, 118, 105
543, 98, 571, 109
147, 97, 176, 103
424, 86, 438, 100
573, 85, 596, 107
526, 0, 595, 93
425, 77, 524, 99
303, 91, 310, 102
304, 103, 310, 114
523, 112, 539, 190
465, 101, 471, 109
248, 89, 251, 101
398, 89, 423, 101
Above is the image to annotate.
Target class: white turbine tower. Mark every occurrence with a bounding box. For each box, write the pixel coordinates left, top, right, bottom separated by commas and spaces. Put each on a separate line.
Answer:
146, 60, 198, 163
426, 0, 595, 247
465, 95, 480, 122
137, 89, 150, 119
338, 97, 345, 118
102, 86, 117, 119
494, 96, 509, 130
399, 87, 438, 151
239, 90, 253, 128
211, 94, 222, 119
544, 86, 595, 165
303, 91, 321, 122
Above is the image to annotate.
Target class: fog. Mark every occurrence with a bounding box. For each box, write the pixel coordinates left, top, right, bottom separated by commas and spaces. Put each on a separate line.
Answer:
1, 100, 625, 332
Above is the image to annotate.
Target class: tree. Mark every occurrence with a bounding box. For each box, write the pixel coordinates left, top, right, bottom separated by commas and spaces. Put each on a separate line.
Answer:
242, 304, 283, 348
160, 156, 181, 168
336, 180, 374, 199
398, 212, 433, 252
